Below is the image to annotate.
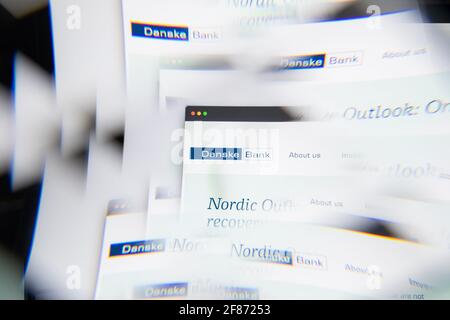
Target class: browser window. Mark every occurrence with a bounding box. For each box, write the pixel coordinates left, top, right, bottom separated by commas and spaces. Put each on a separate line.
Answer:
179, 106, 450, 298
181, 106, 450, 230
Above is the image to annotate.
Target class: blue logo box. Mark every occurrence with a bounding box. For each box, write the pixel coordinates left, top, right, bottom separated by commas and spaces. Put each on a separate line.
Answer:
131, 22, 189, 41
281, 54, 326, 70
109, 239, 165, 257
190, 147, 242, 160
136, 282, 188, 299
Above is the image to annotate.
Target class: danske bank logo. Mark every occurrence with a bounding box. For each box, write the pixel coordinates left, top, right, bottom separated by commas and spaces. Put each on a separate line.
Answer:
131, 22, 189, 41
279, 51, 362, 70
109, 239, 165, 257
190, 147, 272, 161
281, 54, 326, 70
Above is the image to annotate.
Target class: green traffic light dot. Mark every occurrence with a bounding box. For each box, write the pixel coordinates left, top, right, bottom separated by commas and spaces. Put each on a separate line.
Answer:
203, 111, 208, 116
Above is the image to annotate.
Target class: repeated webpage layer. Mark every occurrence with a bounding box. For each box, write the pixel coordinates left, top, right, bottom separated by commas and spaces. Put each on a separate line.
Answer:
96, 208, 449, 299
95, 105, 450, 299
